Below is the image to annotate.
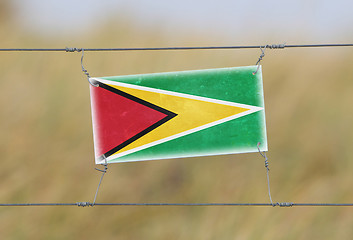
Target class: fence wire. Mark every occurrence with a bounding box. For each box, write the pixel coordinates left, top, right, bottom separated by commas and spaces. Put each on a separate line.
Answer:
0, 43, 352, 52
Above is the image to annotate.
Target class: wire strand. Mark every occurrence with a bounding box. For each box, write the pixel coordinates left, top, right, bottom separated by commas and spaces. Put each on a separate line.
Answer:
257, 142, 274, 205
0, 202, 353, 207
0, 43, 353, 52
92, 156, 108, 205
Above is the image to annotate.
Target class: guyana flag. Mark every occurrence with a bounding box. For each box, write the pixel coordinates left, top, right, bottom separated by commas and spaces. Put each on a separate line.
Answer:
89, 66, 267, 164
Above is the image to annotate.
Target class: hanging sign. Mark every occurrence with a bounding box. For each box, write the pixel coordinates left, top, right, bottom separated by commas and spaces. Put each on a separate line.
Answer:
90, 66, 267, 164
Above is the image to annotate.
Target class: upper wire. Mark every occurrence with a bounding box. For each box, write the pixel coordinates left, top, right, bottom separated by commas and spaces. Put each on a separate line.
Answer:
1, 43, 353, 52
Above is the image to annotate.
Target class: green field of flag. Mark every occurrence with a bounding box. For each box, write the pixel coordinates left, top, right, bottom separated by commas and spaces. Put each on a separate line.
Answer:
90, 65, 267, 163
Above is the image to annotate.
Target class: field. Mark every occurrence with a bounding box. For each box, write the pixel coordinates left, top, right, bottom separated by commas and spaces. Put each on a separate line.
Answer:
1, 10, 353, 239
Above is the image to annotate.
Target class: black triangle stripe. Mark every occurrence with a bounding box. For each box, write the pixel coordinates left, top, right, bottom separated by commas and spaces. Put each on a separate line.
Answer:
96, 82, 177, 160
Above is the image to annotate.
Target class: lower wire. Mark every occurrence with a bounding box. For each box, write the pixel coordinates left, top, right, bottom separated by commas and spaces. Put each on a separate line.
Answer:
0, 202, 353, 207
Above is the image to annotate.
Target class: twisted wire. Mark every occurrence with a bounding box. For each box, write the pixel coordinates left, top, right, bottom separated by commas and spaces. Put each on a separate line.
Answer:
257, 142, 273, 205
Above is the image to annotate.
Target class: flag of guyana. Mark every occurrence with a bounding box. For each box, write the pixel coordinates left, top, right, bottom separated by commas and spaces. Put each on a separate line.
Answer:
89, 66, 267, 164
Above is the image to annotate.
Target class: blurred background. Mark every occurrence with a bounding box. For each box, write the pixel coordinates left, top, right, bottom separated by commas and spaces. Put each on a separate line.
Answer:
1, 0, 353, 239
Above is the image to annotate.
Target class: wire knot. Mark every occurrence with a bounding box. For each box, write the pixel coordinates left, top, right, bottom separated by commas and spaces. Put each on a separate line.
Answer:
76, 202, 93, 207
95, 155, 108, 173
253, 46, 267, 75
66, 47, 97, 86
253, 43, 286, 75
264, 159, 269, 169
273, 202, 293, 207
65, 47, 82, 52
257, 142, 270, 171
266, 44, 286, 49
95, 164, 108, 173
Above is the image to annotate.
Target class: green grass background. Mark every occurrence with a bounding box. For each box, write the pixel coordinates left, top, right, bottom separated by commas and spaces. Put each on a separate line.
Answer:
1, 3, 353, 239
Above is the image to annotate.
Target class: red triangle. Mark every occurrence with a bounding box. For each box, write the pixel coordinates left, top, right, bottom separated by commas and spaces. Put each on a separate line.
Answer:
90, 84, 176, 158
